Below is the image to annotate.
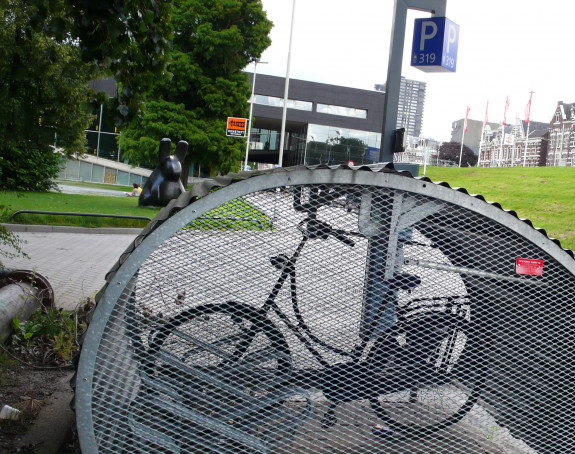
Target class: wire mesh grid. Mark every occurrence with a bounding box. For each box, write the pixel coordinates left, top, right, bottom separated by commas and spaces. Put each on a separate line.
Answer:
77, 171, 575, 454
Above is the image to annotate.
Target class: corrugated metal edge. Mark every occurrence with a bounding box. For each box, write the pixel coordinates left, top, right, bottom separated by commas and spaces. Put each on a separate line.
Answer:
94, 163, 575, 307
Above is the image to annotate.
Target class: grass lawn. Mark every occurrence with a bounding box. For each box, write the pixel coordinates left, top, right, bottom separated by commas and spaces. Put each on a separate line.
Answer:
424, 166, 575, 250
2, 167, 575, 249
1, 191, 161, 228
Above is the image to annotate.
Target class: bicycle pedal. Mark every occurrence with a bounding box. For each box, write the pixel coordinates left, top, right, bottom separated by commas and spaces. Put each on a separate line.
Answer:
321, 408, 337, 429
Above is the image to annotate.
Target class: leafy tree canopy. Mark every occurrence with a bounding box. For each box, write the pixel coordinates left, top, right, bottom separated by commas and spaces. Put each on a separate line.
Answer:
0, 0, 97, 190
438, 141, 478, 167
24, 0, 174, 125
118, 0, 273, 179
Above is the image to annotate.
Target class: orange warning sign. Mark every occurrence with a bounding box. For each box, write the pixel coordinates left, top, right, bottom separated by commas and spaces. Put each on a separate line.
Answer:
226, 117, 248, 137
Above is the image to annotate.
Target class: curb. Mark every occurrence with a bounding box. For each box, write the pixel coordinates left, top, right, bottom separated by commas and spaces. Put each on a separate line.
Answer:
2, 224, 143, 235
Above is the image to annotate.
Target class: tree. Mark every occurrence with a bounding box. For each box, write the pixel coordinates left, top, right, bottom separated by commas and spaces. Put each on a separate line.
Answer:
328, 137, 368, 164
0, 0, 97, 190
118, 0, 273, 182
25, 0, 174, 126
438, 141, 478, 167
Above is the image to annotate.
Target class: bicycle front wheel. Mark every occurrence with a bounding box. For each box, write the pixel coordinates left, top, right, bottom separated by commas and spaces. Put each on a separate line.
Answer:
368, 311, 486, 438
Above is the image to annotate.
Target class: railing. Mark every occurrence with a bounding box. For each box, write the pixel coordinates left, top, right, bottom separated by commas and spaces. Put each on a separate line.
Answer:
9, 210, 152, 222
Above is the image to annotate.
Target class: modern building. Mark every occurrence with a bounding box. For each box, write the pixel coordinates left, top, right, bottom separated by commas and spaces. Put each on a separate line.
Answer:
374, 77, 426, 138
247, 74, 387, 166
450, 118, 500, 155
85, 74, 431, 171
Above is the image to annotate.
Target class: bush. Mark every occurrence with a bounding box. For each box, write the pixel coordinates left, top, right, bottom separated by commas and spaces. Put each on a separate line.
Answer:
11, 305, 90, 364
0, 204, 28, 269
0, 147, 62, 192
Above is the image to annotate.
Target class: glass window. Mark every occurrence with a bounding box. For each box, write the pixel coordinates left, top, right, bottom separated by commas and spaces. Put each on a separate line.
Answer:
250, 128, 280, 151
66, 159, 80, 180
91, 164, 104, 183
305, 124, 380, 166
117, 170, 129, 186
316, 103, 367, 119
79, 161, 92, 181
254, 95, 312, 111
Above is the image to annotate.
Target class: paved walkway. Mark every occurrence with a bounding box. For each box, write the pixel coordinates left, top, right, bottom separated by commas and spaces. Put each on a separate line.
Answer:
56, 183, 127, 197
2, 225, 139, 310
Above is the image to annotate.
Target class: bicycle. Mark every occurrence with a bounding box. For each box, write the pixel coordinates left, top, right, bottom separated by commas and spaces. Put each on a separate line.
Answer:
140, 187, 486, 449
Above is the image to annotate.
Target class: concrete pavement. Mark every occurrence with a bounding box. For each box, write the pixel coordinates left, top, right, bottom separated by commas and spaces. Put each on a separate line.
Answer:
2, 224, 140, 310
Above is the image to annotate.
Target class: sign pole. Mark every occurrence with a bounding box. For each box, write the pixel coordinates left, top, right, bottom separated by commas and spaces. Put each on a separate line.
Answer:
365, 0, 450, 342
244, 59, 267, 171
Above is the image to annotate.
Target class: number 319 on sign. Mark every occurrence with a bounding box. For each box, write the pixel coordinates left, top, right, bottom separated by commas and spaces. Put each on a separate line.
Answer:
413, 53, 436, 64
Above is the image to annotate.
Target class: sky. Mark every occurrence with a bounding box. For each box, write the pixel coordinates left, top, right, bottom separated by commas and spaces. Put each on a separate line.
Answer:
252, 0, 575, 142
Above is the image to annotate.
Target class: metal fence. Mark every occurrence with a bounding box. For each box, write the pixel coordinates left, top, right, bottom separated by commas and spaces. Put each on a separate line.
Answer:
74, 166, 575, 453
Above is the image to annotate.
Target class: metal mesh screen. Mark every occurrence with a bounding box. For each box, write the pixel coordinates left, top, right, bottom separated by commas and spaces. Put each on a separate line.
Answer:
76, 169, 575, 453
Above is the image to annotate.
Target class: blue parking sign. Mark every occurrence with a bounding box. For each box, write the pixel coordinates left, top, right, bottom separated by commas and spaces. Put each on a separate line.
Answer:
411, 17, 459, 73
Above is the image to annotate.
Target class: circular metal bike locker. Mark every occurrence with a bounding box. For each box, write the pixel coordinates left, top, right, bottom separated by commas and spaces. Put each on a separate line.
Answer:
74, 166, 575, 453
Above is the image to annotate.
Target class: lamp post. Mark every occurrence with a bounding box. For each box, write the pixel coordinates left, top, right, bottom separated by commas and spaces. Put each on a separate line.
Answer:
244, 58, 267, 171
278, 0, 296, 167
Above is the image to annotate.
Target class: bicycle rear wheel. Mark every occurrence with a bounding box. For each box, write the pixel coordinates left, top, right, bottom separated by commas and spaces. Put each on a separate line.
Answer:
146, 301, 292, 395
135, 302, 307, 452
368, 311, 485, 438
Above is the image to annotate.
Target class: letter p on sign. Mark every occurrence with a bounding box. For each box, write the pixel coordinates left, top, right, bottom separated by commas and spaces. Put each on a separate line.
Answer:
419, 21, 438, 50
411, 17, 459, 73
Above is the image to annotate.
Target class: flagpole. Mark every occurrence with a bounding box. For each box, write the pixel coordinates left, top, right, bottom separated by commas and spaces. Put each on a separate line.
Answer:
477, 127, 484, 167
498, 124, 504, 167
499, 97, 510, 167
522, 121, 531, 167
477, 100, 488, 167
523, 91, 533, 167
511, 120, 516, 166
458, 131, 466, 167
459, 106, 469, 167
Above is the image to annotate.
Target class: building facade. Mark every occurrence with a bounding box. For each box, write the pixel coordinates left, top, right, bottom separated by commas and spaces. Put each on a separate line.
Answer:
477, 119, 549, 167
248, 74, 387, 166
374, 77, 426, 138
547, 101, 575, 166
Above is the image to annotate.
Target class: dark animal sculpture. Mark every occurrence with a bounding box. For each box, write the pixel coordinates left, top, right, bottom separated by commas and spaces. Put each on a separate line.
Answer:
139, 138, 188, 207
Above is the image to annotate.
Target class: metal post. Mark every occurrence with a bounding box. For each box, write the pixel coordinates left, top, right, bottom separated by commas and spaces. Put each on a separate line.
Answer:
244, 59, 267, 170
523, 120, 531, 167
498, 124, 504, 166
458, 128, 466, 167
96, 104, 104, 157
379, 0, 446, 163
278, 0, 297, 167
367, 0, 448, 343
511, 129, 516, 166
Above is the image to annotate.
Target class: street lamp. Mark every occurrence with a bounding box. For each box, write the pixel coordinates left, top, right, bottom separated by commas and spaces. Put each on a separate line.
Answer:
278, 0, 297, 167
244, 58, 267, 170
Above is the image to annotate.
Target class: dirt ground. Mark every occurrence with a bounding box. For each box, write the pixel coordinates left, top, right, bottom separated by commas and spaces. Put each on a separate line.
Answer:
0, 349, 75, 454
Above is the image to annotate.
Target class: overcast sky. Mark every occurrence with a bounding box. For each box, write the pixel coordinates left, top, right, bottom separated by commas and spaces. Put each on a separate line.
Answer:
252, 0, 575, 141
